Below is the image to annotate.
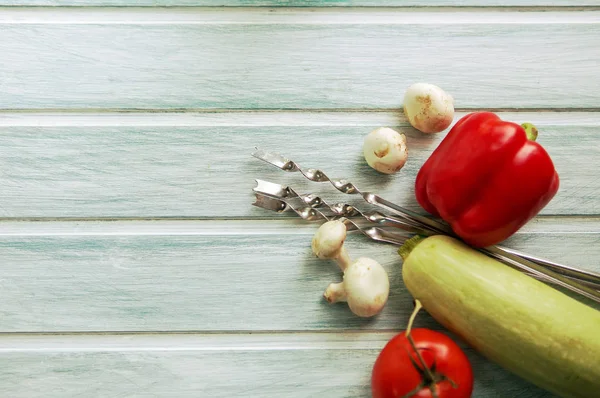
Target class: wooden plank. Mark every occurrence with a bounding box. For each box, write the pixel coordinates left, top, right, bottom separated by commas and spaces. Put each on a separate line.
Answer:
1, 218, 598, 332
0, 332, 555, 398
0, 1, 598, 6
0, 8, 599, 110
0, 111, 598, 218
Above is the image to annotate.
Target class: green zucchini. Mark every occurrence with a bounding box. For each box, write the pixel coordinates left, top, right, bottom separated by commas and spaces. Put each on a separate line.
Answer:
399, 235, 600, 398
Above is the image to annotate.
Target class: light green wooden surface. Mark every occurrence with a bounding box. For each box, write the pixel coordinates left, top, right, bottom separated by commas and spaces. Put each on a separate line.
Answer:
1, 4, 598, 398
1, 1, 599, 5
0, 333, 555, 398
1, 218, 599, 333
0, 8, 598, 110
0, 112, 598, 218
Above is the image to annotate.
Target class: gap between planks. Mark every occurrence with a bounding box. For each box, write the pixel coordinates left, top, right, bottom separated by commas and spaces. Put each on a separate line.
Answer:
0, 331, 397, 352
0, 7, 599, 25
1, 1, 600, 8
0, 217, 600, 236
1, 111, 599, 127
2, 108, 600, 114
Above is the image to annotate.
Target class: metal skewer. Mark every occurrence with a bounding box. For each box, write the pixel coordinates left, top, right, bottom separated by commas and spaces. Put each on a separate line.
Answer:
252, 148, 600, 304
254, 179, 435, 237
252, 148, 443, 233
252, 192, 412, 246
253, 179, 600, 290
252, 148, 600, 282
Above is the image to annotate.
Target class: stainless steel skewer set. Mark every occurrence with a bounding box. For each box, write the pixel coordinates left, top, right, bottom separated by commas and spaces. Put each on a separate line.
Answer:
251, 148, 600, 304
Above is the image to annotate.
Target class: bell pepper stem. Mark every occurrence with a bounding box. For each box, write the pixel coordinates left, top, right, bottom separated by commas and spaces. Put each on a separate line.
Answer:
521, 122, 538, 141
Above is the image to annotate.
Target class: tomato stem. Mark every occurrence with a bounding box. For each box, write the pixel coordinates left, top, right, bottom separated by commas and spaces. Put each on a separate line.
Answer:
400, 383, 429, 398
406, 299, 423, 336
405, 300, 439, 397
402, 299, 459, 398
406, 335, 440, 397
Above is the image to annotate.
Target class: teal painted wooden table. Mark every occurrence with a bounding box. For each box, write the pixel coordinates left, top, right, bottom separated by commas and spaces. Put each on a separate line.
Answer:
1, 3, 599, 397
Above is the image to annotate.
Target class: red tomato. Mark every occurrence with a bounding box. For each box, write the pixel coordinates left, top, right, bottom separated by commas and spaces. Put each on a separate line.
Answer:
371, 328, 474, 398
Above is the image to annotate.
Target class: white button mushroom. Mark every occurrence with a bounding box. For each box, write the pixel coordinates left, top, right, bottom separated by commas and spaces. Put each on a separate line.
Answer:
403, 83, 454, 134
363, 127, 408, 175
324, 257, 390, 318
311, 219, 351, 269
312, 220, 390, 318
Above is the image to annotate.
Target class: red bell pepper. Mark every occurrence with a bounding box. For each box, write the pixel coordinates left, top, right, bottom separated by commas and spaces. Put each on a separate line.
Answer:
415, 112, 559, 247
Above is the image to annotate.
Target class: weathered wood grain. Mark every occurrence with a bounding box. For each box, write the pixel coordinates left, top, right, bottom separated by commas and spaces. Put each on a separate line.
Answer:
1, 218, 598, 332
0, 8, 598, 109
0, 332, 556, 398
0, 112, 597, 218
0, 4, 595, 398
0, 0, 598, 6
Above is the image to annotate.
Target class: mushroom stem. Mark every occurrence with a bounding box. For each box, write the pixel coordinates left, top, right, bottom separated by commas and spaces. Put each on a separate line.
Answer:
324, 282, 348, 303
325, 257, 390, 317
336, 246, 351, 271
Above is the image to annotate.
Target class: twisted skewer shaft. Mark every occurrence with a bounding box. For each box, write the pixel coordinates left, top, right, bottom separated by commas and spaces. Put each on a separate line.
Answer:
252, 149, 600, 303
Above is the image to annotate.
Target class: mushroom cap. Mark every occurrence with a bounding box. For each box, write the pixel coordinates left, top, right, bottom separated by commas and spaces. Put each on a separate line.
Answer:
311, 219, 347, 259
403, 83, 454, 134
343, 257, 390, 317
363, 127, 408, 175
